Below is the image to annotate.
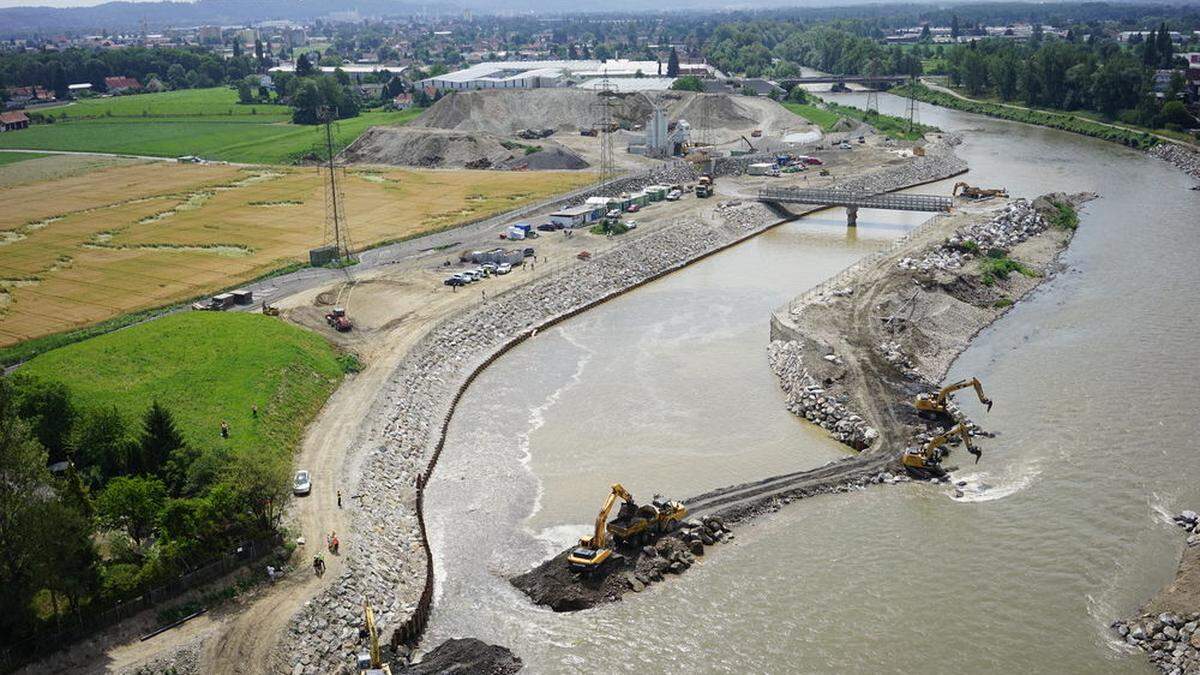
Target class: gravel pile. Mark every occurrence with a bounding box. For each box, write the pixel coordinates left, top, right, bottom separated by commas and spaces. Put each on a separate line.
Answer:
767, 340, 878, 450
1150, 143, 1200, 183
1112, 511, 1200, 674
279, 185, 782, 674
898, 198, 1047, 273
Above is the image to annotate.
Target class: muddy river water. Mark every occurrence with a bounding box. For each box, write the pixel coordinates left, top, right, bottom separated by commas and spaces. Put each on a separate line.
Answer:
423, 93, 1200, 673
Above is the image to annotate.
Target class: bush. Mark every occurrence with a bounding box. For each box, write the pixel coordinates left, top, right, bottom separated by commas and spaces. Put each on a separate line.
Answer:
1049, 201, 1079, 230
979, 252, 1039, 286
671, 76, 704, 93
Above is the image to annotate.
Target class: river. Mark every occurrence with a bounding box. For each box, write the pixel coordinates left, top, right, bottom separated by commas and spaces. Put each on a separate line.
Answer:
422, 92, 1200, 673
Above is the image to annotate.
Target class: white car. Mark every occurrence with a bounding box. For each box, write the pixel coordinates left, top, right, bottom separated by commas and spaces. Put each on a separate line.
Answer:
293, 470, 312, 496
496, 263, 512, 274
666, 190, 681, 201
624, 220, 638, 229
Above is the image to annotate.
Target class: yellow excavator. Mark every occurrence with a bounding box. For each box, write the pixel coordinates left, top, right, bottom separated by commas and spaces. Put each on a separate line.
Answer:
952, 182, 1009, 200
915, 377, 993, 420
357, 600, 392, 675
902, 423, 981, 479
567, 483, 688, 574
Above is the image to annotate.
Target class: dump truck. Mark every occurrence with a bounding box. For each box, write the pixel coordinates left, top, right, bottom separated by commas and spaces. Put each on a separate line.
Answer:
695, 174, 714, 198
567, 483, 687, 574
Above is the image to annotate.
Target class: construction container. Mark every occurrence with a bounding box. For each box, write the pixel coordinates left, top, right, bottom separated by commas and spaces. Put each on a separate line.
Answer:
748, 163, 780, 177
231, 289, 254, 305
629, 191, 650, 207
506, 226, 526, 240
549, 205, 594, 228
309, 244, 339, 267
212, 293, 236, 310
645, 186, 667, 201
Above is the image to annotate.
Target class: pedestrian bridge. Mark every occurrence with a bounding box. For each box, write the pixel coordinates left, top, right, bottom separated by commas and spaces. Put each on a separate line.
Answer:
757, 187, 952, 226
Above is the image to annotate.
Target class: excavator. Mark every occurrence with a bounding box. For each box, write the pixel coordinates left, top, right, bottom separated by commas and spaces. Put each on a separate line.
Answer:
915, 377, 993, 421
952, 182, 1009, 200
356, 600, 392, 675
566, 483, 687, 574
901, 422, 981, 479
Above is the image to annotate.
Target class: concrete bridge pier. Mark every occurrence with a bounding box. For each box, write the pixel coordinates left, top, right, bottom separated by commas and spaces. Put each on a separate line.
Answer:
846, 206, 858, 227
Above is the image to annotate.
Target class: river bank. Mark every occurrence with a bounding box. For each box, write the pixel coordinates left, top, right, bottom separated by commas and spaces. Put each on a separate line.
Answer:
273, 148, 966, 673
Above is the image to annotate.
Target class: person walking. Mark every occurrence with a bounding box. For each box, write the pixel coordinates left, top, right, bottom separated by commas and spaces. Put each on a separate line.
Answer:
220, 420, 229, 438
337, 490, 342, 508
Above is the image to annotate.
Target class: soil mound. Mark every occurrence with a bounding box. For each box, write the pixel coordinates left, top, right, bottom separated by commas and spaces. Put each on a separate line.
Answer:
396, 638, 522, 674
342, 127, 515, 169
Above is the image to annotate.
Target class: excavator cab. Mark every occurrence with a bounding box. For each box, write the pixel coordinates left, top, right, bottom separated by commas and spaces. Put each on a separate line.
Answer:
902, 423, 981, 480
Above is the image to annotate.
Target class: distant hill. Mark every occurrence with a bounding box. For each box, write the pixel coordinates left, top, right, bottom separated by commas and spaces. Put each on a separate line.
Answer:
0, 0, 429, 36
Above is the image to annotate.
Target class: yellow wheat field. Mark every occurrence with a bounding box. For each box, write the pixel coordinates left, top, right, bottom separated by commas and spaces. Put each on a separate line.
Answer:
0, 161, 593, 346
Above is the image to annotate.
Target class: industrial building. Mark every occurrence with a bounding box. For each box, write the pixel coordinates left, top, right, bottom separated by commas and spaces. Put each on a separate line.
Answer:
420, 59, 712, 92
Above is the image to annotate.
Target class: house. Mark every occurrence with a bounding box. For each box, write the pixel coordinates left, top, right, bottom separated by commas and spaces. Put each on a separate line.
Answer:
104, 76, 143, 93
548, 205, 598, 228
0, 111, 31, 132
738, 78, 785, 97
6, 86, 54, 103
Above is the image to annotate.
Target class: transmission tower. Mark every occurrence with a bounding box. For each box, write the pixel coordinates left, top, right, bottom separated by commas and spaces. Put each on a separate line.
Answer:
696, 92, 713, 148
904, 76, 920, 134
319, 107, 353, 263
865, 89, 879, 116
591, 78, 618, 183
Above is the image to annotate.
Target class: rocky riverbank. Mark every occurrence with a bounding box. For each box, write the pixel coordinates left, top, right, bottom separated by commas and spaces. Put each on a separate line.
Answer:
1149, 143, 1200, 188
1113, 510, 1200, 674
769, 191, 1096, 472
275, 149, 969, 673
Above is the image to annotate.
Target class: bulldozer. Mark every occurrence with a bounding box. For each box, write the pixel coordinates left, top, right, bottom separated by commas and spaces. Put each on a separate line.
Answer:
356, 600, 392, 675
566, 483, 687, 574
952, 182, 1009, 200
261, 302, 280, 316
915, 377, 993, 421
901, 422, 981, 479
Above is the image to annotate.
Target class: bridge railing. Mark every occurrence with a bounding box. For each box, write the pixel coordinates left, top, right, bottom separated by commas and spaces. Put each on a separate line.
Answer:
757, 187, 952, 213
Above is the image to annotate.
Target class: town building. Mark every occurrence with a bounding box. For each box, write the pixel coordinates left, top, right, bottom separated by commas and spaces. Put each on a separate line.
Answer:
0, 111, 31, 132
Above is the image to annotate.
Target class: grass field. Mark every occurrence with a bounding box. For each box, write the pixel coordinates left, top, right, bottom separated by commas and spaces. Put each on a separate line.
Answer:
782, 102, 842, 131
0, 152, 49, 166
19, 311, 343, 460
0, 87, 422, 164
0, 162, 593, 349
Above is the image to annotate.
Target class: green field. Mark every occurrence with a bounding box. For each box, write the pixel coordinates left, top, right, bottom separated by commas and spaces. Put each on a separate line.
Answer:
19, 311, 343, 460
0, 87, 423, 164
0, 151, 49, 166
783, 102, 842, 131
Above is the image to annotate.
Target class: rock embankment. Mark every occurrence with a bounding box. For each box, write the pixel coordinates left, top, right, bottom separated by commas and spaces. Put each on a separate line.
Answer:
1149, 143, 1200, 186
512, 516, 732, 612
1115, 510, 1200, 674
898, 198, 1050, 273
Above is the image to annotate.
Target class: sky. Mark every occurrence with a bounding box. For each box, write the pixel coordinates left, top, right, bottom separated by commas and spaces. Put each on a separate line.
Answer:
0, 0, 177, 7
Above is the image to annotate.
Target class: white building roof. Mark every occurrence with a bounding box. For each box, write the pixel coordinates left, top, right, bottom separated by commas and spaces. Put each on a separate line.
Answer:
579, 77, 676, 92
423, 59, 669, 86
270, 64, 405, 74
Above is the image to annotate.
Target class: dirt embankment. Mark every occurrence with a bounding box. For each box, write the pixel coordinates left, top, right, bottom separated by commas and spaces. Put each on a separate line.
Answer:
395, 638, 522, 674
1114, 510, 1200, 674
341, 126, 589, 171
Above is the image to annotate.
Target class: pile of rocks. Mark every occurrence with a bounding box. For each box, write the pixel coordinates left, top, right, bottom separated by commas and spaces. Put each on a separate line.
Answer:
1111, 510, 1200, 674
1113, 610, 1200, 674
715, 200, 776, 230
767, 340, 878, 450
877, 340, 919, 379
1150, 143, 1200, 182
898, 199, 1047, 273
625, 517, 733, 590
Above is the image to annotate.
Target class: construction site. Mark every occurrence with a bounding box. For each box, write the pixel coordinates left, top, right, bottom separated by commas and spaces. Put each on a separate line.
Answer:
16, 72, 1200, 675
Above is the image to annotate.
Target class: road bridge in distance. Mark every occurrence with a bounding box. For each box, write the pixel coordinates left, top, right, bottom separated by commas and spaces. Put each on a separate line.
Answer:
777, 74, 910, 89
757, 186, 952, 226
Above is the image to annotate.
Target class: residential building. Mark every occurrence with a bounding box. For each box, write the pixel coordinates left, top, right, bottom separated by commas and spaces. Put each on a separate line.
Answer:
0, 111, 30, 132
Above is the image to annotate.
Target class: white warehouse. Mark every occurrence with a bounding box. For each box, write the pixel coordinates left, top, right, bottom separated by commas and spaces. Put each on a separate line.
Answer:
420, 59, 711, 92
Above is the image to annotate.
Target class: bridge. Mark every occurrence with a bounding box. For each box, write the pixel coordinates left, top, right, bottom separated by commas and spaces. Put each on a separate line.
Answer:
757, 186, 952, 226
777, 75, 910, 89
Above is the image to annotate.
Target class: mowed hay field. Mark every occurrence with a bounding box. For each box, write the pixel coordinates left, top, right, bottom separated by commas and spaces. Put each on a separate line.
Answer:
0, 161, 593, 346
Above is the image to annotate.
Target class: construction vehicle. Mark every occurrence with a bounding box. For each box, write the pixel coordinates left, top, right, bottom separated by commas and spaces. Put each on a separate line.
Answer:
566, 483, 687, 574
325, 307, 352, 332
696, 173, 714, 198
915, 377, 993, 420
261, 302, 280, 316
953, 182, 1009, 200
750, 128, 763, 138
740, 135, 757, 153
356, 600, 392, 675
902, 423, 981, 479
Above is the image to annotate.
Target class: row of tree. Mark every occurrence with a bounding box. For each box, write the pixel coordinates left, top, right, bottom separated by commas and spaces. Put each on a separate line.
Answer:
0, 377, 291, 646
942, 36, 1193, 127
705, 22, 923, 80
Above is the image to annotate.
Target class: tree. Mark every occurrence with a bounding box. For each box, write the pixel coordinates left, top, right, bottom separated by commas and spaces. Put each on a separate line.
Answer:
13, 377, 75, 464
296, 52, 315, 78
1160, 100, 1194, 127
220, 450, 290, 532
96, 476, 166, 549
139, 401, 184, 480
0, 380, 56, 640
74, 406, 134, 483
951, 15, 960, 40
787, 86, 808, 103
166, 63, 187, 90
667, 47, 680, 77
670, 75, 704, 92
237, 75, 256, 104
232, 39, 243, 59
254, 39, 264, 64
920, 25, 931, 43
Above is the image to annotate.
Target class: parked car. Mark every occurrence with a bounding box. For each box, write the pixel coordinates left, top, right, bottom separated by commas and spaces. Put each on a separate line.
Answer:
293, 470, 312, 496
444, 274, 468, 286
606, 209, 622, 220
625, 220, 638, 230
481, 263, 497, 274
666, 190, 681, 201
523, 247, 536, 257
537, 223, 557, 232
627, 204, 641, 213
496, 263, 512, 274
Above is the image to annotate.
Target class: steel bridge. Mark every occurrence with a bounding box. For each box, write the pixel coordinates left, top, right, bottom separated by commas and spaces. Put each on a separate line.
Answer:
777, 75, 910, 88
757, 187, 952, 226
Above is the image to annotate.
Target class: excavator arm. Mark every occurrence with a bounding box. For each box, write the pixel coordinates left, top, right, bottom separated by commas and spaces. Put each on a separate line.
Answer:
938, 378, 993, 411
580, 483, 632, 550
